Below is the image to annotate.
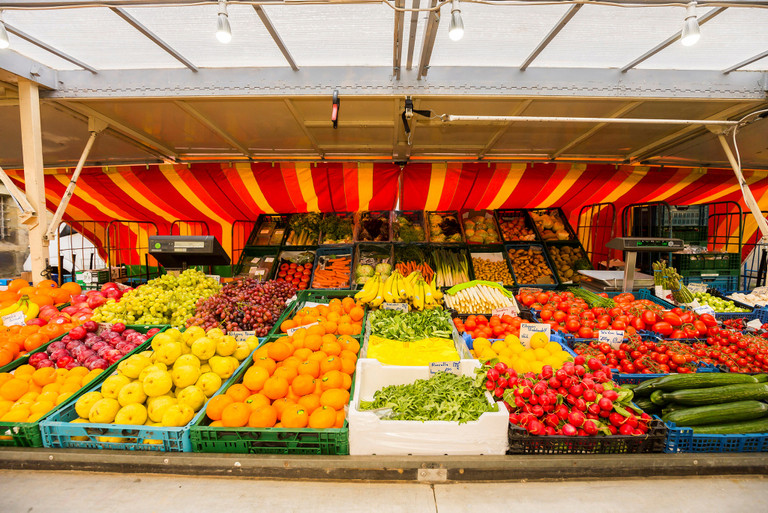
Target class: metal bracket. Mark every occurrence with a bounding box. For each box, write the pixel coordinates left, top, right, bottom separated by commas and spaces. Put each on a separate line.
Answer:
417, 468, 447, 482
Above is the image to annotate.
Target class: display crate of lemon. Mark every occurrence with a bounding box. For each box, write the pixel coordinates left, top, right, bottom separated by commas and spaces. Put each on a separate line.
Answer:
471, 331, 576, 375
40, 327, 259, 452
0, 325, 165, 448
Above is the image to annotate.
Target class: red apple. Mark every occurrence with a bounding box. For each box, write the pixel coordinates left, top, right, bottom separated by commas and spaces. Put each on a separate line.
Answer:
50, 314, 71, 325
76, 307, 93, 315
25, 318, 46, 327
82, 320, 98, 333
38, 305, 58, 323
28, 352, 48, 367
85, 290, 103, 297
72, 294, 87, 304
104, 288, 122, 301
101, 282, 119, 292
147, 328, 161, 337
87, 295, 107, 309
61, 306, 79, 316
56, 355, 74, 368
111, 323, 126, 334
69, 326, 86, 340
73, 313, 92, 323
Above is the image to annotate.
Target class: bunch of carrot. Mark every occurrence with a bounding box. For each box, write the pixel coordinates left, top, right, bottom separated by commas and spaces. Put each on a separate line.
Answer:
395, 261, 434, 283
312, 255, 352, 289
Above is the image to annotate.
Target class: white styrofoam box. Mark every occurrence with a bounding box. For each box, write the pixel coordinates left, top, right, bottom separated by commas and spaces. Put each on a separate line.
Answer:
348, 358, 509, 455
361, 315, 472, 362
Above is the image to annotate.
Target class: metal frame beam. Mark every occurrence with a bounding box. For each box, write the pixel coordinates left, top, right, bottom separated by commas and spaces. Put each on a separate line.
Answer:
551, 101, 643, 159
0, 51, 57, 89
44, 67, 768, 99
405, 0, 420, 70
417, 0, 440, 79
109, 7, 197, 72
2, 0, 767, 6
252, 5, 298, 71
174, 100, 253, 158
4, 23, 98, 73
621, 7, 727, 72
520, 4, 581, 71
393, 0, 405, 79
283, 98, 323, 158
478, 99, 533, 158
723, 50, 768, 74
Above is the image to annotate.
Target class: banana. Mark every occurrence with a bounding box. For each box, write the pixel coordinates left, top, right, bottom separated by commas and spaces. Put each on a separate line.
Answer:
412, 281, 424, 311
383, 273, 396, 302
0, 298, 23, 317
430, 277, 443, 301
397, 273, 409, 300
402, 275, 414, 300
355, 273, 379, 303
370, 279, 385, 307
24, 300, 39, 322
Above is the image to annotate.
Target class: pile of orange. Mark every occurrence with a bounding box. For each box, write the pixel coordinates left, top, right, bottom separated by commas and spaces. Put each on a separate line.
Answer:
279, 297, 364, 337
205, 329, 360, 429
0, 364, 103, 425
0, 324, 70, 369
0, 279, 81, 310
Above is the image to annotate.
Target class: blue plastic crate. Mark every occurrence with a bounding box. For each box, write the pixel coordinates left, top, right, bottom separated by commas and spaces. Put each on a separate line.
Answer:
40, 338, 264, 452
682, 274, 739, 293
714, 311, 759, 321
664, 421, 768, 453
754, 308, 768, 324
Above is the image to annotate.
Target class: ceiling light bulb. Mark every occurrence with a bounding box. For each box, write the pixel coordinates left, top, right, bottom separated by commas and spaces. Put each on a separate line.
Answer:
0, 12, 9, 50
216, 1, 231, 44
448, 0, 464, 41
681, 2, 700, 46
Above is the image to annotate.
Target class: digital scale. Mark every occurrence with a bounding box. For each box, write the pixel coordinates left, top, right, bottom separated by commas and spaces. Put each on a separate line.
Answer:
579, 237, 684, 293
148, 236, 230, 269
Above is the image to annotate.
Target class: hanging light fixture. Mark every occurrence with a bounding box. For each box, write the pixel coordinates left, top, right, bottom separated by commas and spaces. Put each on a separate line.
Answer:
448, 0, 464, 41
681, 1, 701, 46
216, 0, 232, 44
0, 11, 10, 50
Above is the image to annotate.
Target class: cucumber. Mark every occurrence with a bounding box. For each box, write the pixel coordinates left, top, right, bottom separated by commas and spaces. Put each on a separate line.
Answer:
752, 374, 768, 383
662, 400, 768, 427
633, 373, 758, 397
650, 390, 667, 406
634, 398, 657, 412
662, 404, 688, 416
661, 383, 768, 406
691, 418, 768, 435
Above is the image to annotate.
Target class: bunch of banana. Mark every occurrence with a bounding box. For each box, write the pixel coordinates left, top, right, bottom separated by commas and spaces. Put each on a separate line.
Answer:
355, 270, 445, 311
0, 295, 39, 322
412, 274, 443, 311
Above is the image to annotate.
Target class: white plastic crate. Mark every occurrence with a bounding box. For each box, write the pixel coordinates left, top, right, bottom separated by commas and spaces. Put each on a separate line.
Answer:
348, 358, 509, 455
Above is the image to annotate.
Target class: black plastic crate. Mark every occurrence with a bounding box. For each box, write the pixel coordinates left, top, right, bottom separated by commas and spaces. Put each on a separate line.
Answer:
468, 247, 516, 288
319, 212, 355, 245
495, 209, 540, 243
544, 242, 592, 285
352, 243, 393, 289
391, 211, 427, 243
460, 209, 503, 245
673, 253, 740, 272
505, 244, 558, 288
284, 213, 322, 246
247, 214, 290, 246
426, 211, 464, 243
355, 211, 391, 243
528, 208, 578, 243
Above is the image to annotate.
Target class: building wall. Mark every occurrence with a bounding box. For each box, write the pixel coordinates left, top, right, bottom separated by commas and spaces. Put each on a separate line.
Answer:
0, 192, 30, 279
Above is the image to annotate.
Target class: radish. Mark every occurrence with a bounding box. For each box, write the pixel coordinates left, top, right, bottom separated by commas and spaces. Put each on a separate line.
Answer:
598, 397, 613, 411
562, 423, 577, 436
568, 410, 585, 427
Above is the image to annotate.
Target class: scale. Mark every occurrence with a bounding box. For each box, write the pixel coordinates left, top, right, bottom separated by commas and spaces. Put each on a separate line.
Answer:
148, 235, 230, 269
579, 237, 684, 293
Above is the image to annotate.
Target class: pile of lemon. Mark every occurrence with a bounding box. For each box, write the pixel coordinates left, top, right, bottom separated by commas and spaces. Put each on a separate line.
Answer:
472, 333, 573, 374
367, 335, 460, 366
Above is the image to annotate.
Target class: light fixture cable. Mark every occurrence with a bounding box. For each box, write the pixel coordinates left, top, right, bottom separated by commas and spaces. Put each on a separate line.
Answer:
216, 0, 232, 43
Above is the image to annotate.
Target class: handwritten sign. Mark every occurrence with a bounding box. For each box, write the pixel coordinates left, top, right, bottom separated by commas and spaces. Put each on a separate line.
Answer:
429, 361, 461, 375
519, 323, 551, 348
382, 302, 409, 312
287, 322, 318, 336
693, 304, 716, 316
598, 330, 625, 349
1, 311, 25, 327
687, 282, 708, 294
285, 295, 298, 305
493, 306, 519, 318
229, 330, 256, 342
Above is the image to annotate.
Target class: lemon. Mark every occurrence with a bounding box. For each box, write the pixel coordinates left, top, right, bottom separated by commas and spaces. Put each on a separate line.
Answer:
557, 350, 574, 363
509, 342, 526, 355
543, 355, 562, 369
534, 348, 550, 361
515, 360, 530, 374
530, 361, 545, 374
491, 341, 507, 353
521, 349, 536, 362
530, 332, 548, 349
545, 342, 563, 354
473, 338, 491, 351
504, 334, 521, 346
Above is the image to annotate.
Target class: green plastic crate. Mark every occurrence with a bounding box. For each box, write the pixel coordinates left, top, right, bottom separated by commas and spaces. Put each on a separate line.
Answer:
673, 253, 740, 272
267, 289, 364, 337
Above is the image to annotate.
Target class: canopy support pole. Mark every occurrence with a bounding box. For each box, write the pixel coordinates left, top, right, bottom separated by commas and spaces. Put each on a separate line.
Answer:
715, 131, 768, 242
18, 78, 48, 284
45, 118, 106, 242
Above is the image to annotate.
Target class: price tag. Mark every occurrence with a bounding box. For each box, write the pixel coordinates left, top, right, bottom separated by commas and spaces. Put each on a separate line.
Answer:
96, 322, 113, 335
693, 304, 716, 316
598, 330, 625, 349
382, 302, 409, 312
747, 318, 763, 330
260, 228, 270, 234
229, 330, 256, 342
687, 299, 701, 308
264, 257, 275, 263
286, 295, 298, 305
688, 283, 708, 294
1, 311, 25, 327
205, 275, 221, 284
519, 323, 550, 348
303, 301, 329, 309
287, 322, 318, 336
429, 361, 461, 375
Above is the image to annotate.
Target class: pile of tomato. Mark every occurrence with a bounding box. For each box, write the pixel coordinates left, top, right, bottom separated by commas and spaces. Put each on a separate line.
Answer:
453, 314, 525, 340
573, 336, 706, 374
693, 326, 768, 373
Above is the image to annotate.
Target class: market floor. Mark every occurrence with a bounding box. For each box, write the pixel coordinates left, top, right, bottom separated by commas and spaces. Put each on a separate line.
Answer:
1, 471, 766, 513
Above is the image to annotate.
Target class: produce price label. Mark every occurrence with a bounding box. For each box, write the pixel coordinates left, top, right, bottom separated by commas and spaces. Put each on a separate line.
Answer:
598, 330, 625, 349
693, 304, 716, 316
688, 283, 708, 294
747, 318, 763, 330
286, 295, 298, 305
382, 302, 409, 312
303, 301, 329, 309
287, 322, 318, 336
95, 322, 113, 335
492, 306, 519, 318
205, 275, 221, 284
1, 311, 25, 327
230, 330, 256, 342
519, 323, 550, 348
429, 361, 461, 376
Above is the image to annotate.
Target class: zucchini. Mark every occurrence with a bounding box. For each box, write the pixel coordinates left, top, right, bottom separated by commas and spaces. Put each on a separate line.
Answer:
661, 383, 768, 406
691, 418, 768, 435
633, 373, 758, 397
752, 374, 768, 383
650, 390, 667, 406
662, 400, 768, 427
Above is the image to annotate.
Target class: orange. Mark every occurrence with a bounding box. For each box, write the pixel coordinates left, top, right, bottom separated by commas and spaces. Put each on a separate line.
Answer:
242, 366, 269, 392
1, 408, 30, 423
0, 378, 29, 401
326, 311, 341, 323
27, 383, 43, 394
51, 289, 72, 304
307, 351, 328, 363
29, 294, 54, 307
273, 366, 297, 384
206, 395, 234, 421
244, 393, 270, 411
41, 383, 61, 394
341, 373, 352, 390
7, 279, 29, 293
280, 320, 296, 333
267, 341, 293, 362
292, 328, 306, 344
13, 365, 34, 381
226, 384, 251, 403
272, 398, 295, 420
321, 334, 337, 345
60, 282, 82, 296
60, 382, 81, 395
281, 404, 309, 428
335, 409, 346, 428
36, 279, 58, 289
253, 346, 270, 360
320, 389, 349, 410
317, 305, 329, 316
293, 348, 312, 361
301, 316, 319, 327
282, 356, 302, 369
328, 298, 342, 308
0, 401, 11, 419
297, 360, 320, 379
320, 370, 344, 391
291, 374, 316, 396
308, 405, 337, 429
320, 356, 343, 374
337, 323, 354, 336
32, 367, 57, 387
321, 340, 342, 357
303, 334, 323, 351
221, 402, 250, 427
0, 349, 12, 367
340, 349, 358, 362
252, 356, 277, 376
349, 306, 364, 322
262, 376, 289, 400
0, 374, 12, 388
297, 394, 321, 415
248, 405, 277, 428
350, 324, 362, 336
338, 336, 360, 354
286, 388, 300, 403
307, 325, 326, 337
322, 321, 338, 335
340, 358, 356, 376
18, 286, 37, 297
37, 390, 59, 404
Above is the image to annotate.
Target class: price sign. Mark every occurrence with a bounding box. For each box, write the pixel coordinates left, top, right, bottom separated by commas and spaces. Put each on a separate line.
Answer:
519, 323, 551, 348
1, 311, 25, 327
205, 275, 221, 284
229, 330, 256, 342
693, 304, 716, 316
95, 322, 113, 335
287, 322, 318, 336
264, 257, 275, 263
429, 361, 461, 375
598, 330, 625, 349
687, 283, 707, 294
382, 302, 409, 312
492, 306, 519, 318
303, 301, 329, 309
747, 319, 763, 330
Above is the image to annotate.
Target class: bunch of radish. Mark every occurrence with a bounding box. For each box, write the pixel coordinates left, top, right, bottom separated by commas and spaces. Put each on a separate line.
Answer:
484, 356, 652, 437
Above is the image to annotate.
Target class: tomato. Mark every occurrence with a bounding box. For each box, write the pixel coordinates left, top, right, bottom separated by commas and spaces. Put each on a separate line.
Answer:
670, 330, 685, 339
693, 320, 708, 337
492, 325, 505, 337
631, 318, 646, 331
597, 320, 610, 330
671, 354, 686, 365
520, 294, 535, 306
464, 320, 476, 330
581, 311, 596, 321
684, 327, 699, 339
611, 320, 627, 330
536, 293, 550, 304
652, 321, 673, 336
608, 307, 622, 318
662, 313, 682, 327
566, 319, 581, 333
553, 311, 567, 323
476, 315, 489, 326
615, 293, 635, 303
641, 310, 659, 325
578, 327, 594, 339
540, 309, 553, 321
699, 314, 717, 327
